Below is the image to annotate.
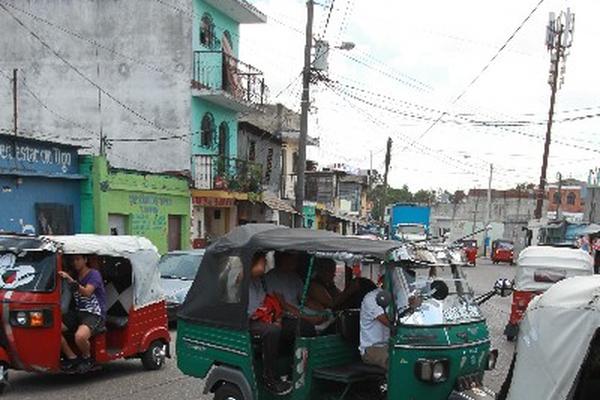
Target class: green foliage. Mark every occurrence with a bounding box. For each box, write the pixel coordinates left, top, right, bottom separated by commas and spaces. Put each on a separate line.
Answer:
368, 184, 436, 221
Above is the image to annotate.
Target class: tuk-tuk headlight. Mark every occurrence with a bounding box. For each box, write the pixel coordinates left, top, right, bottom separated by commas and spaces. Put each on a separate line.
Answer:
9, 310, 52, 328
15, 311, 28, 326
486, 349, 498, 370
415, 359, 449, 383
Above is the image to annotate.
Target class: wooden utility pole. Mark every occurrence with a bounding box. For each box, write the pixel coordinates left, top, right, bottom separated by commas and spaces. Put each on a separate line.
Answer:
535, 10, 574, 219
380, 137, 392, 226
294, 0, 314, 227
12, 69, 17, 136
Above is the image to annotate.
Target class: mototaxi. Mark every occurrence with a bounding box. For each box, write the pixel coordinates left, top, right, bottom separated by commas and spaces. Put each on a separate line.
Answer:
504, 245, 593, 341
176, 224, 511, 400
459, 240, 478, 266
491, 240, 515, 265
499, 275, 600, 400
0, 234, 171, 392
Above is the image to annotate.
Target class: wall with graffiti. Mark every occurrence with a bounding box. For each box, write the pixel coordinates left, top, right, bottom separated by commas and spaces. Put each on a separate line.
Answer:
0, 135, 82, 235
80, 156, 190, 254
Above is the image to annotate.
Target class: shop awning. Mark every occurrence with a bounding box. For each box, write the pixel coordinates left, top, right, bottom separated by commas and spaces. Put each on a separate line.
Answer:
263, 194, 298, 214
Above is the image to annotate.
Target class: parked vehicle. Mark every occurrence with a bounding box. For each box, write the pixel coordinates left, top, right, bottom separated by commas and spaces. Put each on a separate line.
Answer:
460, 239, 478, 266
504, 245, 593, 341
393, 223, 428, 242
0, 234, 170, 393
499, 275, 600, 400
176, 224, 511, 400
388, 203, 431, 240
159, 249, 205, 322
491, 240, 515, 265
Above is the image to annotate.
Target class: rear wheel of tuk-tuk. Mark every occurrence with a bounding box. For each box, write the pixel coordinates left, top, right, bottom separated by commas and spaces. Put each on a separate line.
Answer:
0, 363, 8, 395
214, 383, 244, 400
141, 341, 167, 371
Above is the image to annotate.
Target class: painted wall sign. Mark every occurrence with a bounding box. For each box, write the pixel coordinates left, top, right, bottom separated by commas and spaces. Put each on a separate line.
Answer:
0, 135, 79, 175
193, 196, 235, 208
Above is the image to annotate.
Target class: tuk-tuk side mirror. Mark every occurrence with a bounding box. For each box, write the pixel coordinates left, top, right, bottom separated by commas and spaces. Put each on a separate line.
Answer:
494, 278, 514, 298
376, 290, 392, 309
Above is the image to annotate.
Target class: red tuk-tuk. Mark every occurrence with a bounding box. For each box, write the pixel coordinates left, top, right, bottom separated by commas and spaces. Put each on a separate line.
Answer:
491, 239, 515, 265
460, 239, 478, 266
0, 235, 170, 392
504, 245, 593, 341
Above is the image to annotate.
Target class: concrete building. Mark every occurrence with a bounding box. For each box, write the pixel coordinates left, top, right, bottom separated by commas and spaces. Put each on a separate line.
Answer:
0, 0, 193, 172
546, 179, 586, 222
431, 189, 537, 254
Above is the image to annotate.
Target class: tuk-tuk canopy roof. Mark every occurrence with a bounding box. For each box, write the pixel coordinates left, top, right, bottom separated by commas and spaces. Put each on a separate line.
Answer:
48, 235, 163, 309
179, 224, 403, 330
507, 276, 600, 400
514, 246, 593, 291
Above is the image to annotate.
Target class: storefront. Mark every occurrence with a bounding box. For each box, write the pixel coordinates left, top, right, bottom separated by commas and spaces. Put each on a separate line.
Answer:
191, 190, 243, 248
0, 134, 83, 235
80, 156, 190, 254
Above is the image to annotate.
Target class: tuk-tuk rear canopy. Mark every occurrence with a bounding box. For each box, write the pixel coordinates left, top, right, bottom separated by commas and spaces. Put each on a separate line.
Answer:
48, 235, 163, 309
178, 224, 402, 330
514, 246, 593, 291
507, 275, 600, 400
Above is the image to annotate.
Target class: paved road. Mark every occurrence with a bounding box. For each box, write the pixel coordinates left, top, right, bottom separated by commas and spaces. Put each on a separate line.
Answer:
6, 259, 516, 399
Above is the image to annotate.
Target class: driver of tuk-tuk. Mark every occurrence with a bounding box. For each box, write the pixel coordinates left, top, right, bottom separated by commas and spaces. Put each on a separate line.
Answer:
247, 251, 293, 396
58, 255, 107, 373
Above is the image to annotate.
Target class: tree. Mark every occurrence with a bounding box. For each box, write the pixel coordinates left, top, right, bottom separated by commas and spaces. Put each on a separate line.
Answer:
449, 190, 466, 204
413, 189, 436, 205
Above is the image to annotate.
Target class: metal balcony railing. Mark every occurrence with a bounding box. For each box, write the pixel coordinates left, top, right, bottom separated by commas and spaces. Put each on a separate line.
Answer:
194, 154, 263, 193
192, 50, 267, 106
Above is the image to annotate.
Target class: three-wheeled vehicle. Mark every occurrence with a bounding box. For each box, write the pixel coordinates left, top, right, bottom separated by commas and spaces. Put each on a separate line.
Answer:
460, 239, 478, 266
0, 234, 170, 392
491, 240, 515, 265
499, 275, 600, 400
177, 224, 511, 400
504, 245, 593, 341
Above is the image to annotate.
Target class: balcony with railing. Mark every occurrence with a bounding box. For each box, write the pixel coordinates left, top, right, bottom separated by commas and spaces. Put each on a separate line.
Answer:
192, 50, 267, 112
194, 154, 263, 193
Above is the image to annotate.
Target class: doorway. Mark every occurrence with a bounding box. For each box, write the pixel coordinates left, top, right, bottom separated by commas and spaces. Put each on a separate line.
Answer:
168, 215, 182, 251
108, 214, 129, 236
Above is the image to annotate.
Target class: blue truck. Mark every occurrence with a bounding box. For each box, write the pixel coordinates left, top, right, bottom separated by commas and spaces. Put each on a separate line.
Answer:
388, 203, 431, 242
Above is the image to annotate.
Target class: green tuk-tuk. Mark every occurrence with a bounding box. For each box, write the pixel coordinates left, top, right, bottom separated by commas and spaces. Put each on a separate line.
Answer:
176, 225, 511, 400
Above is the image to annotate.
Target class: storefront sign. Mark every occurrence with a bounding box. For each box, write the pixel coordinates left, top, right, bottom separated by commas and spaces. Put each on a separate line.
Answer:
0, 135, 78, 176
193, 196, 235, 208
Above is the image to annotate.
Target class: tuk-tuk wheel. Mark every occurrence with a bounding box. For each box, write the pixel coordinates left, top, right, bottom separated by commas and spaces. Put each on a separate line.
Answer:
141, 341, 167, 371
214, 383, 244, 400
0, 363, 8, 395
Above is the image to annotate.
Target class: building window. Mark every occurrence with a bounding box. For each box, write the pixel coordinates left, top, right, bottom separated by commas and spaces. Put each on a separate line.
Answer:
223, 30, 233, 52
218, 122, 229, 158
292, 151, 299, 174
264, 147, 274, 184
201, 113, 215, 148
248, 141, 256, 162
553, 192, 561, 204
567, 192, 576, 205
200, 13, 215, 48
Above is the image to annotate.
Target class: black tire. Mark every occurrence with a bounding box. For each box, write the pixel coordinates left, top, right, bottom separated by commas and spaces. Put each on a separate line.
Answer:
141, 341, 166, 371
0, 363, 8, 395
214, 383, 244, 400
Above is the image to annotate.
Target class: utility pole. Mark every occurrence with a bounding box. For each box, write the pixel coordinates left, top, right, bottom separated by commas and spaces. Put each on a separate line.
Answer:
380, 137, 392, 227
12, 69, 17, 136
534, 9, 575, 220
294, 0, 314, 227
484, 163, 493, 257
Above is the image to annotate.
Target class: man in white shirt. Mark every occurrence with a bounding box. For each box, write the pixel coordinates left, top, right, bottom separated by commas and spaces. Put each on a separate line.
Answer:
265, 252, 303, 307
359, 289, 391, 370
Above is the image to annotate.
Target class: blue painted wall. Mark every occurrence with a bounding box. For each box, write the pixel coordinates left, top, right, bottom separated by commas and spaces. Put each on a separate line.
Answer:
0, 134, 82, 234
0, 176, 81, 234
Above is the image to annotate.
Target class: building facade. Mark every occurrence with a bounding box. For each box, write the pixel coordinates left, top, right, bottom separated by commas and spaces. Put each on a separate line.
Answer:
546, 179, 586, 222
0, 134, 83, 235
81, 156, 190, 254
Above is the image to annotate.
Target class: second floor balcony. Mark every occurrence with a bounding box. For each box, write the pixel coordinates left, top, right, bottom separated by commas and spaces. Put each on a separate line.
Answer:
192, 50, 267, 112
194, 154, 263, 193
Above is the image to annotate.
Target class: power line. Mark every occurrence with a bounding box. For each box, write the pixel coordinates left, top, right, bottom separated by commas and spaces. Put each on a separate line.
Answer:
414, 0, 548, 143
321, 0, 336, 37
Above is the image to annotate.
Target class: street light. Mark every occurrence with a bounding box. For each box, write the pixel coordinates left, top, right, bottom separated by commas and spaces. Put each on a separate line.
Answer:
336, 41, 356, 51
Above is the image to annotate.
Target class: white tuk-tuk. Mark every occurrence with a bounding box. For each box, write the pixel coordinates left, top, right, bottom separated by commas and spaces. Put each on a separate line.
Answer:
502, 275, 600, 400
504, 246, 594, 340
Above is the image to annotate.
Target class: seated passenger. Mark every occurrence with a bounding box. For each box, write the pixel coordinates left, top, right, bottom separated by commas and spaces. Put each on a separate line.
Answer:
359, 288, 391, 370
307, 258, 359, 312
248, 252, 292, 396
58, 255, 106, 373
266, 252, 319, 336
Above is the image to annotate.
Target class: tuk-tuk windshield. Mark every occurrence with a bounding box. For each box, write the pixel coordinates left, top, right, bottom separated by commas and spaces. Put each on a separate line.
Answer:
496, 241, 514, 250
392, 265, 484, 326
0, 251, 56, 292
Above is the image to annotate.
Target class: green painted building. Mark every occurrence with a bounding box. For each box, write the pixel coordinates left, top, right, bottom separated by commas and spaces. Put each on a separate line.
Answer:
80, 156, 191, 254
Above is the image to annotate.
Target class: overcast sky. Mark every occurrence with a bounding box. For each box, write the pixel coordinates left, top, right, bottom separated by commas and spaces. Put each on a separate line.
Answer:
240, 0, 600, 192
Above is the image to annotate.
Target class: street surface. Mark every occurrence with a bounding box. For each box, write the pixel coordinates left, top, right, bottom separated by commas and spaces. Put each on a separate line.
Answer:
7, 259, 515, 399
